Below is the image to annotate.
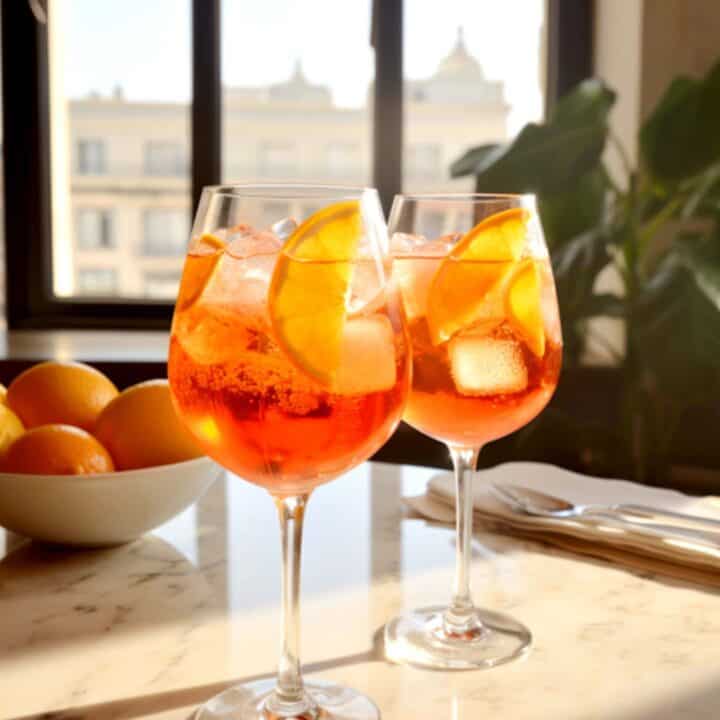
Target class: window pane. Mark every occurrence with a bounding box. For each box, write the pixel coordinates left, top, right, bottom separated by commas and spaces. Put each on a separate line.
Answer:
142, 209, 189, 257
77, 268, 118, 295
49, 0, 191, 299
221, 0, 373, 190
404, 1, 546, 193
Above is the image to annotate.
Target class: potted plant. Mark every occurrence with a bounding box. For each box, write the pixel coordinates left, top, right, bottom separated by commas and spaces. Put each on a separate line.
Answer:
452, 63, 720, 487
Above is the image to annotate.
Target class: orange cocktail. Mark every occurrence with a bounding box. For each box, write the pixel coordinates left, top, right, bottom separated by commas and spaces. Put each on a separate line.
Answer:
169, 208, 408, 496
169, 188, 407, 720
384, 196, 562, 672
169, 253, 406, 494
393, 209, 561, 446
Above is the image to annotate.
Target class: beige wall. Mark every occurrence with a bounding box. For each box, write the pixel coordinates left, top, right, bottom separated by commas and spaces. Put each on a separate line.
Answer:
595, 0, 720, 165
588, 0, 720, 365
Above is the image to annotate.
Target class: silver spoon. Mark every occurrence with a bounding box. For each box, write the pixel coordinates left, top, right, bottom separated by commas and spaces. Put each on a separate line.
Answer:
491, 482, 720, 546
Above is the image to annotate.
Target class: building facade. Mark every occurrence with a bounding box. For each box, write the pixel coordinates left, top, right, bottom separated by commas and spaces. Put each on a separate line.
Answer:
63, 29, 509, 300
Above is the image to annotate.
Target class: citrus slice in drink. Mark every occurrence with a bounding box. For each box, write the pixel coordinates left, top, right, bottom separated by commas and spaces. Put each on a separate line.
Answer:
426, 208, 529, 344
176, 233, 225, 311
505, 258, 546, 357
268, 201, 362, 387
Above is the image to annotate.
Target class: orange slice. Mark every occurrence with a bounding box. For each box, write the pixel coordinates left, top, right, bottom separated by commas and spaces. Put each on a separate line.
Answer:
426, 208, 529, 344
505, 258, 545, 357
176, 233, 225, 311
268, 201, 362, 387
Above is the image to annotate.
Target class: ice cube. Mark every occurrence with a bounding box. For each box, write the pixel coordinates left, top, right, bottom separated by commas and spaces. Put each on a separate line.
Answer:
393, 256, 441, 319
271, 217, 298, 241
449, 335, 528, 396
175, 304, 247, 365
347, 257, 386, 315
226, 229, 282, 259
202, 246, 278, 315
436, 232, 462, 247
334, 316, 397, 395
390, 232, 427, 254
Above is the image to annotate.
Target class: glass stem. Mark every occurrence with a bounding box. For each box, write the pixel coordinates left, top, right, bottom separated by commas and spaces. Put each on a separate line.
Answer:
266, 494, 315, 718
444, 446, 481, 636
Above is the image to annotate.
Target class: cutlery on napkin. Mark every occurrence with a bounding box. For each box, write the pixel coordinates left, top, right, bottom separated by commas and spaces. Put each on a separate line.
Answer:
404, 462, 720, 587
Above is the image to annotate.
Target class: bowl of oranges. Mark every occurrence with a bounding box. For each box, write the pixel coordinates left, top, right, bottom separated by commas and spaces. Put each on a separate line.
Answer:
0, 361, 221, 546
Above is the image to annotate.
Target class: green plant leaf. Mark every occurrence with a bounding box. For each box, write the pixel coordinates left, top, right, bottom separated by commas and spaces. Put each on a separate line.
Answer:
469, 80, 616, 194
552, 228, 613, 318
640, 60, 720, 183
583, 293, 625, 318
538, 167, 609, 249
450, 143, 501, 178
675, 234, 720, 311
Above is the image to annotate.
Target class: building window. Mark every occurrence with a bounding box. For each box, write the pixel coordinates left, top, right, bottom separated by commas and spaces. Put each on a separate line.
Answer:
76, 139, 106, 175
143, 271, 182, 299
142, 209, 189, 257
258, 143, 298, 177
76, 209, 114, 250
326, 143, 359, 178
144, 141, 187, 177
406, 144, 442, 180
77, 268, 117, 295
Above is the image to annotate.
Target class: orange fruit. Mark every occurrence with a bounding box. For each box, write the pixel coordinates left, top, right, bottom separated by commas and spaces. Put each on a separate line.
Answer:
7, 361, 119, 431
1, 424, 114, 475
505, 258, 546, 357
95, 379, 203, 470
176, 233, 225, 311
268, 201, 362, 387
0, 404, 24, 457
0, 383, 7, 404
427, 208, 529, 345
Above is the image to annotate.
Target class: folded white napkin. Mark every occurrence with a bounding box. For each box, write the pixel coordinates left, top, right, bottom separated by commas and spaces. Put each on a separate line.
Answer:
404, 462, 720, 586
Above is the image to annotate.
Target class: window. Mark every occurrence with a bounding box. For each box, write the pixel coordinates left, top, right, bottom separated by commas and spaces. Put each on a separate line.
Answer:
3, 1, 582, 328
145, 141, 187, 176
142, 209, 189, 257
77, 268, 117, 295
406, 144, 441, 179
76, 139, 106, 175
222, 0, 373, 185
76, 209, 114, 250
403, 5, 546, 191
48, 0, 191, 303
258, 143, 298, 178
326, 143, 359, 178
143, 271, 181, 298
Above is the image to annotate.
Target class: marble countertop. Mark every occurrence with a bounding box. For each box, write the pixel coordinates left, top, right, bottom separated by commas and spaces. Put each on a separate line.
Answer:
1, 462, 719, 720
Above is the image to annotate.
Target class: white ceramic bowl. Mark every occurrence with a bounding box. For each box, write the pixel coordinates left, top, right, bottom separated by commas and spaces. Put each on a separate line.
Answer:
0, 457, 222, 546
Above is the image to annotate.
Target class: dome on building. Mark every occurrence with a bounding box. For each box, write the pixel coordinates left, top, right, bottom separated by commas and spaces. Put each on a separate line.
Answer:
435, 27, 485, 80
407, 27, 506, 107
267, 60, 332, 106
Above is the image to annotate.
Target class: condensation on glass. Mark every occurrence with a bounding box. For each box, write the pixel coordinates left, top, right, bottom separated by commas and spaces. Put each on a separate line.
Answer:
48, 0, 191, 300
403, 0, 546, 193
220, 0, 374, 189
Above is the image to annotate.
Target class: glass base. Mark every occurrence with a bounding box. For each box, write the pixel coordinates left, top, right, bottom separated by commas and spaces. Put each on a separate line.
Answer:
194, 679, 380, 720
384, 605, 531, 670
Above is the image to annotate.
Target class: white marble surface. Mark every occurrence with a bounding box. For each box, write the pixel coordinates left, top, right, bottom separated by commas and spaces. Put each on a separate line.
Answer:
0, 462, 719, 720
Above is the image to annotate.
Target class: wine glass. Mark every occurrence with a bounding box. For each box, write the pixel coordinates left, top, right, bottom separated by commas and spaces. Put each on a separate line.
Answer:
168, 184, 410, 719
384, 193, 562, 669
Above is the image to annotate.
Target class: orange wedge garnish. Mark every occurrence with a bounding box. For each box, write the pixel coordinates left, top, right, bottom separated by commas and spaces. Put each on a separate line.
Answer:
176, 233, 225, 311
268, 201, 362, 387
505, 258, 545, 357
426, 208, 529, 344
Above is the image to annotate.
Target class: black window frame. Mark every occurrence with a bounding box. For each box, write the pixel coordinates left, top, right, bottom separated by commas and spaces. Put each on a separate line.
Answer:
1, 0, 593, 330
